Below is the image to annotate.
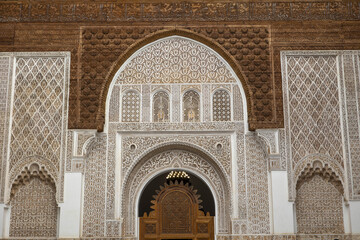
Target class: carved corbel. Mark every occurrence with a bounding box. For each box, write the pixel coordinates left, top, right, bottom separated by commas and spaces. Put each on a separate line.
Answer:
255, 129, 283, 170
70, 130, 97, 172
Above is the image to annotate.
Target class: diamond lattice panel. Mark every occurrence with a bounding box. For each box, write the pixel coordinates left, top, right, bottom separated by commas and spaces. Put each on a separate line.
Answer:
10, 57, 66, 171
213, 89, 231, 121
115, 37, 237, 84
286, 56, 343, 168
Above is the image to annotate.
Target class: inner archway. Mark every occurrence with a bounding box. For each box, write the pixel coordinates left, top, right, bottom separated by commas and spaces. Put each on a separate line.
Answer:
139, 170, 215, 240
138, 170, 216, 217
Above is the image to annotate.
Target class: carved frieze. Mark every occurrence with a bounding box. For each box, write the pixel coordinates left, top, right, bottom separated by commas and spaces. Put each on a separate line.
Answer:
0, 2, 359, 23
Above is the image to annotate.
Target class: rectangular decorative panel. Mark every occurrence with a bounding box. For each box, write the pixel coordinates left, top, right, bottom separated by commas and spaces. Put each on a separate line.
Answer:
282, 50, 360, 200
0, 52, 70, 203
284, 55, 342, 167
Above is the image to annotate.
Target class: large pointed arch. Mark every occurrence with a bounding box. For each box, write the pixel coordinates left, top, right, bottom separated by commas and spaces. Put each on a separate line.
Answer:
119, 142, 232, 237
97, 28, 251, 131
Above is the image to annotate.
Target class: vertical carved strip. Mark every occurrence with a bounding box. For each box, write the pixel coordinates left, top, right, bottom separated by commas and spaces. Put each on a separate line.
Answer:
202, 84, 211, 122
142, 85, 150, 122
172, 85, 180, 122
83, 135, 107, 237
236, 128, 247, 223
106, 131, 116, 220
65, 130, 73, 172
343, 54, 360, 197
245, 134, 270, 234
0, 56, 11, 202
109, 85, 120, 122
233, 84, 243, 121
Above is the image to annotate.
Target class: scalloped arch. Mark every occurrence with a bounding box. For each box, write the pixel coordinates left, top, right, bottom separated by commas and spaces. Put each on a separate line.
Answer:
97, 28, 251, 131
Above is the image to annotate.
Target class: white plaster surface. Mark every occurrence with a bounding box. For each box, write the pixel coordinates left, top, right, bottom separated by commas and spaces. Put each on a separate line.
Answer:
58, 173, 82, 238
0, 204, 10, 238
270, 171, 295, 234
349, 201, 360, 233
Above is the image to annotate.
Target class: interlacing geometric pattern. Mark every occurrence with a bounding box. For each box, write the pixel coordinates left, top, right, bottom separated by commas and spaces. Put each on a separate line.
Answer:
10, 177, 57, 237
121, 90, 141, 122
153, 91, 169, 122
83, 135, 107, 237
183, 90, 200, 122
285, 56, 343, 168
10, 57, 66, 171
213, 89, 231, 121
296, 174, 344, 234
115, 37, 237, 85
245, 135, 270, 234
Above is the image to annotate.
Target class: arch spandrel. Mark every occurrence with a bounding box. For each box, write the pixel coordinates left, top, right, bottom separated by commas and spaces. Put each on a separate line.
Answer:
99, 29, 251, 131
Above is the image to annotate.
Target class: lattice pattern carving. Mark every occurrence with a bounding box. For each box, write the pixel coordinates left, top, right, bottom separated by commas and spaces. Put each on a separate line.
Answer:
10, 57, 67, 170
162, 190, 192, 233
183, 90, 200, 122
10, 176, 57, 237
296, 174, 344, 234
153, 91, 170, 122
3, 54, 70, 203
285, 55, 343, 167
213, 89, 231, 121
121, 90, 141, 122
282, 52, 347, 200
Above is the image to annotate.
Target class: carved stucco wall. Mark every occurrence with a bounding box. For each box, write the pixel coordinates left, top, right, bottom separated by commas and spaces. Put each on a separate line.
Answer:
296, 174, 344, 234
245, 134, 270, 234
0, 52, 70, 205
78, 36, 273, 237
121, 148, 231, 236
83, 134, 107, 237
281, 51, 360, 202
9, 177, 57, 237
0, 56, 11, 202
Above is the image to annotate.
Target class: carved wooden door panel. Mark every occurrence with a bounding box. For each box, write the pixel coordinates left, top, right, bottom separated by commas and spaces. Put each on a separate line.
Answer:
140, 181, 214, 240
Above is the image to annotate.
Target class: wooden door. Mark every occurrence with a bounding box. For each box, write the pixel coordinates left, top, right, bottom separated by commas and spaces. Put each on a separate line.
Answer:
140, 181, 214, 240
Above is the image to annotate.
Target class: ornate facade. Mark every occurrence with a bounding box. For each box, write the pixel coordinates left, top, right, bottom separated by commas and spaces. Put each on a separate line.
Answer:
0, 0, 359, 239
